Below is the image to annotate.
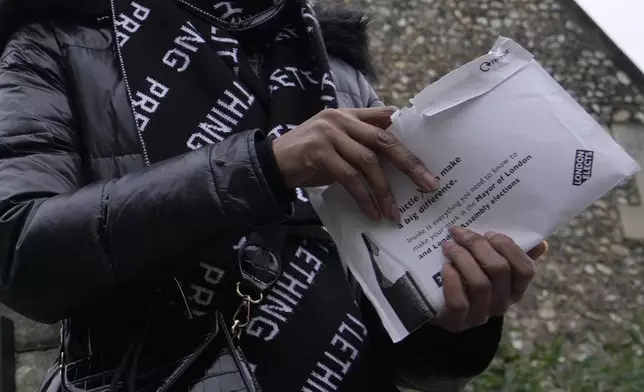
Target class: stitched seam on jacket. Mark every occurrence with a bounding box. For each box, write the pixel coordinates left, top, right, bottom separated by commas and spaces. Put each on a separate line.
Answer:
247, 132, 268, 199
0, 130, 64, 140
206, 145, 228, 221
368, 97, 382, 107
0, 49, 19, 63
51, 23, 127, 174
97, 182, 116, 279
0, 47, 43, 64
90, 153, 142, 160
62, 43, 112, 51
336, 90, 362, 100
53, 22, 115, 279
0, 117, 76, 138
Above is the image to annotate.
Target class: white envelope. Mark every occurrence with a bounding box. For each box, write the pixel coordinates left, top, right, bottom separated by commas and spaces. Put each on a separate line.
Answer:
312, 37, 640, 342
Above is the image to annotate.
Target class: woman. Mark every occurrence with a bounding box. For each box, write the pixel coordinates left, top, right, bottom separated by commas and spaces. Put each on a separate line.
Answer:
0, 0, 546, 391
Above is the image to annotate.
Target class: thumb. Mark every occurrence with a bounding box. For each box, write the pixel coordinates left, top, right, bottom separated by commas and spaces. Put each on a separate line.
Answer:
527, 241, 548, 261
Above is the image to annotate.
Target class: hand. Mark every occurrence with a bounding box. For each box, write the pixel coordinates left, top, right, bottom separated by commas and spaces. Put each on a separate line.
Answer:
272, 107, 439, 221
433, 226, 548, 333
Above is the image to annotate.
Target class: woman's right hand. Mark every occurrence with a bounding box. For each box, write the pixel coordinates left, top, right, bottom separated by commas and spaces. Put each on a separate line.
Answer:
272, 107, 439, 222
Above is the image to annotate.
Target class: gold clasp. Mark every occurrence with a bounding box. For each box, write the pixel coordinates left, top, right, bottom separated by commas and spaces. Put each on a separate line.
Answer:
231, 282, 264, 340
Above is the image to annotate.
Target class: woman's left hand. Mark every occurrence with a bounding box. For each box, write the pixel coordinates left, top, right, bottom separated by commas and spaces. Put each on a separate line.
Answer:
433, 226, 548, 333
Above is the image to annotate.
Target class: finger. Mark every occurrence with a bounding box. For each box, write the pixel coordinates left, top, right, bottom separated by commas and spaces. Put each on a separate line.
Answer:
331, 131, 399, 222
486, 233, 536, 303
337, 112, 439, 192
451, 227, 511, 316
346, 106, 398, 129
436, 264, 469, 333
322, 153, 381, 221
442, 240, 491, 327
527, 241, 548, 260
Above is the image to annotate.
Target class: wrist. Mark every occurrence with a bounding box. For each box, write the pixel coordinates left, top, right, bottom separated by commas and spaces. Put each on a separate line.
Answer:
256, 138, 296, 206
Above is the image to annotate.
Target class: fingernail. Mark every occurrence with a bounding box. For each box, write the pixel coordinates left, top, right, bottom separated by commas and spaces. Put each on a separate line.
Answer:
390, 201, 401, 223
484, 231, 497, 239
375, 198, 391, 221
380, 197, 395, 221
450, 226, 467, 237
380, 205, 393, 222
441, 240, 456, 252
422, 172, 439, 192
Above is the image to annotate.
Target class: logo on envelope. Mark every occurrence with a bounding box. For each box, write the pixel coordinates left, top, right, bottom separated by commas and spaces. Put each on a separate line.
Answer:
480, 49, 511, 72
572, 149, 594, 186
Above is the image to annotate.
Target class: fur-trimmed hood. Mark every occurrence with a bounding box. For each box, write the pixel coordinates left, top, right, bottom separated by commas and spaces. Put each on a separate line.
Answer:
0, 0, 374, 77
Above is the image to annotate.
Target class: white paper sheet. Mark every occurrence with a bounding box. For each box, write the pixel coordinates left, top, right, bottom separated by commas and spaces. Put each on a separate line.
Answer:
310, 37, 640, 342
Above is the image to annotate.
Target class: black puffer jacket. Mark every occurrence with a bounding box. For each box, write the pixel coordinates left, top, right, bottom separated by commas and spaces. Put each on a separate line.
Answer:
0, 0, 385, 323
0, 0, 502, 391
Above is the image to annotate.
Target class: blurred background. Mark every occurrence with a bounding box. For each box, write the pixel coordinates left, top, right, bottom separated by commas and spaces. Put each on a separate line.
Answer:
3, 0, 644, 391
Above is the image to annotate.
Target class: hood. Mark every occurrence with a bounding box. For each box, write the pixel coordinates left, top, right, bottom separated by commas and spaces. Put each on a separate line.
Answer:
317, 5, 375, 78
0, 0, 375, 77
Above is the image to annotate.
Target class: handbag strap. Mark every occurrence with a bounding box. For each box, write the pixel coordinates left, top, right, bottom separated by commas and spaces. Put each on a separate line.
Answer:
56, 225, 287, 379
231, 224, 285, 339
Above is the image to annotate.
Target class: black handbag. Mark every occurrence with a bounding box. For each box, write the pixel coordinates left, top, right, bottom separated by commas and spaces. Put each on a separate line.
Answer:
58, 229, 284, 392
